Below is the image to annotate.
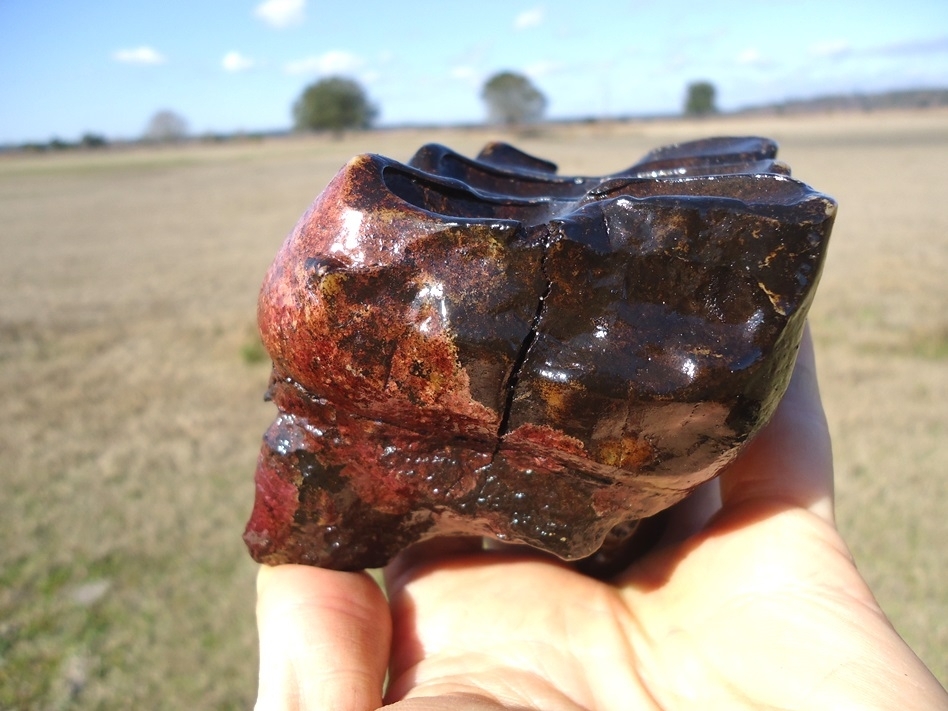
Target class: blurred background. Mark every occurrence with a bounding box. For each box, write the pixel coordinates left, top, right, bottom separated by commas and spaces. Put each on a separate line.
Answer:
3, 0, 948, 145
1, 1, 946, 707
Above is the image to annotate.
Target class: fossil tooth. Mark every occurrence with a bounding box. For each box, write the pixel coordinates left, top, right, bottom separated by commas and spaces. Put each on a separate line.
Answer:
244, 137, 835, 573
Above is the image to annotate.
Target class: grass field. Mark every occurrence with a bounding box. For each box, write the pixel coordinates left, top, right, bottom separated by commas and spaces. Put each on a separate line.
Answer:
1, 110, 946, 708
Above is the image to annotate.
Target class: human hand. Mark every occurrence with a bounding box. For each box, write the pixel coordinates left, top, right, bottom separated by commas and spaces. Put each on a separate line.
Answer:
254, 326, 948, 710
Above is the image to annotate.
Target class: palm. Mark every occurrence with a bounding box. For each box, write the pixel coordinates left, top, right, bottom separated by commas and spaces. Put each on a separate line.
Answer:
254, 330, 948, 710
382, 502, 890, 710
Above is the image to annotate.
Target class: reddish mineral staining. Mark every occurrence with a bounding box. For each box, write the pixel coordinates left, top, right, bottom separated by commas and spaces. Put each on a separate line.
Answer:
244, 137, 835, 574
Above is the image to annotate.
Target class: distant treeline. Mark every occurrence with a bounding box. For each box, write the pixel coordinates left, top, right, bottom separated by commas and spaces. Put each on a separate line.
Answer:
6, 88, 948, 154
4, 130, 272, 154
13, 133, 110, 153
737, 88, 948, 116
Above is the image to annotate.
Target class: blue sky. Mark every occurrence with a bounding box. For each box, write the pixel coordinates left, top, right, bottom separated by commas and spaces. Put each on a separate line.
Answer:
1, 0, 947, 144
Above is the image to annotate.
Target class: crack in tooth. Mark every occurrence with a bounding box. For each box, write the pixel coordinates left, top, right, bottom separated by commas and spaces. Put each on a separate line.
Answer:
495, 233, 554, 446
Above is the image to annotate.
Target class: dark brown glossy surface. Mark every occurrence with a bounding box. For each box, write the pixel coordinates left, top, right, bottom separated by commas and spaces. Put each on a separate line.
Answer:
244, 137, 836, 572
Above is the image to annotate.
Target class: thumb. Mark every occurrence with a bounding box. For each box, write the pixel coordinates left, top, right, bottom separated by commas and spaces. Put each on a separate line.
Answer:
719, 323, 835, 523
255, 564, 391, 711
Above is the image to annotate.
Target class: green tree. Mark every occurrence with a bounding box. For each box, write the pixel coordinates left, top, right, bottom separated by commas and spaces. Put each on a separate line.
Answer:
481, 71, 547, 126
144, 110, 188, 142
80, 132, 108, 149
684, 81, 717, 116
293, 77, 378, 135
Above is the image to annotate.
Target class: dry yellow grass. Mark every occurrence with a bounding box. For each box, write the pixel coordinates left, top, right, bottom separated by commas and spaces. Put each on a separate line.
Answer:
1, 110, 945, 707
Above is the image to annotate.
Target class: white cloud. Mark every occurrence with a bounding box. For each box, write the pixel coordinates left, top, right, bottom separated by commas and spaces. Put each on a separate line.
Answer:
737, 48, 761, 65
113, 46, 166, 65
284, 50, 363, 76
736, 48, 773, 68
449, 64, 486, 88
450, 65, 478, 80
222, 51, 255, 72
810, 39, 851, 58
361, 70, 381, 85
524, 60, 562, 78
255, 0, 305, 28
514, 6, 544, 30
868, 36, 948, 57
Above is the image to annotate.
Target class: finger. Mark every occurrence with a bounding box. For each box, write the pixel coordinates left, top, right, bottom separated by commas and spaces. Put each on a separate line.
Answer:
255, 564, 391, 711
660, 476, 723, 544
718, 323, 835, 523
389, 535, 485, 568
384, 536, 486, 590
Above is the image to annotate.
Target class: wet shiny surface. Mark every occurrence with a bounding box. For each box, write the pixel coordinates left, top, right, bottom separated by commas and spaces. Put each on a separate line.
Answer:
244, 137, 835, 572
